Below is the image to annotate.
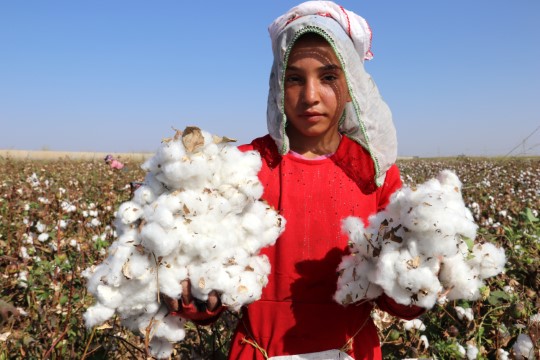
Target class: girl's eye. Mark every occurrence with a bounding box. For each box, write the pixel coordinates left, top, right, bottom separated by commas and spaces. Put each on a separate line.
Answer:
322, 74, 338, 82
286, 75, 302, 83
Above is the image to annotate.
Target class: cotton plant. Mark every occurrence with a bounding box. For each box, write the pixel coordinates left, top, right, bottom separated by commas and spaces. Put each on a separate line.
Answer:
335, 170, 506, 309
83, 127, 285, 359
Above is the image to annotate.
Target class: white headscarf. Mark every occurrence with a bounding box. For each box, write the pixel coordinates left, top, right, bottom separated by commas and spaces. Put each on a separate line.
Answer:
267, 1, 397, 186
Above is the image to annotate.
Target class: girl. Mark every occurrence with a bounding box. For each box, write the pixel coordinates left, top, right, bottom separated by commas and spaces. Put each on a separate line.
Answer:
166, 2, 424, 359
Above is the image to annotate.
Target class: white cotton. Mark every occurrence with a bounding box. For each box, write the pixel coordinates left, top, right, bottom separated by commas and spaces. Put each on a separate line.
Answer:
84, 127, 284, 357
457, 344, 466, 357
35, 221, 46, 233
466, 344, 479, 359
140, 222, 180, 258
335, 169, 505, 310
419, 335, 429, 350
19, 246, 30, 260
455, 306, 474, 322
96, 284, 124, 309
116, 201, 143, 225
38, 233, 49, 242
513, 333, 534, 359
132, 185, 156, 205
17, 270, 28, 288
83, 303, 115, 328
468, 242, 506, 279
439, 255, 482, 301
149, 337, 174, 360
497, 348, 510, 360
402, 319, 426, 332
158, 263, 187, 299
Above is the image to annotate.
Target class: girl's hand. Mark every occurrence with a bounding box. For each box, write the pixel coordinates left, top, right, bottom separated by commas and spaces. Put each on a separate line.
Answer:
179, 279, 221, 312
162, 280, 223, 322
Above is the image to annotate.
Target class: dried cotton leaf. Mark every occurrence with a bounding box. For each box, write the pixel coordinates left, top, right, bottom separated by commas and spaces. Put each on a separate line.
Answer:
182, 127, 205, 152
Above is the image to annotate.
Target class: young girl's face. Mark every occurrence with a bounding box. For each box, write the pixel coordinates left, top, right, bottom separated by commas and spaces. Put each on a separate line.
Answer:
284, 34, 350, 144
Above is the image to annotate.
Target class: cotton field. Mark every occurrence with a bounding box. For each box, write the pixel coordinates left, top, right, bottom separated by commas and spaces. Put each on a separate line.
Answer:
0, 153, 538, 359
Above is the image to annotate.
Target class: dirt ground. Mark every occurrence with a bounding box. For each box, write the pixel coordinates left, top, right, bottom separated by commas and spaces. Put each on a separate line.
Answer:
0, 149, 153, 161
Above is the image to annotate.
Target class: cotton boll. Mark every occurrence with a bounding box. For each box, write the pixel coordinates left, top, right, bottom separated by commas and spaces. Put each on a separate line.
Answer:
149, 337, 175, 360
132, 185, 157, 205
238, 177, 264, 201
438, 169, 462, 190
117, 201, 143, 225
140, 222, 179, 258
83, 303, 115, 328
95, 284, 124, 309
497, 348, 510, 360
466, 344, 479, 360
123, 252, 152, 281
153, 313, 187, 342
455, 306, 474, 322
115, 232, 141, 247
402, 319, 426, 331
99, 244, 133, 288
513, 333, 534, 359
396, 267, 442, 308
143, 173, 166, 195
156, 140, 186, 164
469, 243, 506, 279
440, 256, 482, 300
241, 210, 265, 236
157, 262, 188, 299
152, 206, 176, 230
335, 257, 381, 304
247, 255, 271, 282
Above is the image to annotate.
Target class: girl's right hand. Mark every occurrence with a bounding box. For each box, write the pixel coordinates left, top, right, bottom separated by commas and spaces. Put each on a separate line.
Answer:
162, 280, 224, 323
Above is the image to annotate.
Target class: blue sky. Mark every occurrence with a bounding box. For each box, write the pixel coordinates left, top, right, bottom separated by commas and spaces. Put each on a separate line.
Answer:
1, 1, 539, 157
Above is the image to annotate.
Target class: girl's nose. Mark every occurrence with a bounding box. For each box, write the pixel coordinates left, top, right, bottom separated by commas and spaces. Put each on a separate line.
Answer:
302, 78, 320, 105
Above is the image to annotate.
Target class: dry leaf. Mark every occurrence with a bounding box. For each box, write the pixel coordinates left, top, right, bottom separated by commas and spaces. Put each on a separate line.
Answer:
96, 323, 113, 330
122, 261, 132, 280
407, 256, 421, 269
212, 135, 237, 144
198, 278, 205, 289
238, 285, 248, 294
182, 126, 205, 152
172, 127, 183, 140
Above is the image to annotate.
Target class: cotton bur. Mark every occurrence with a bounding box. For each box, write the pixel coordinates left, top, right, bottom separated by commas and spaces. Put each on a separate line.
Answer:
83, 127, 285, 358
335, 170, 505, 309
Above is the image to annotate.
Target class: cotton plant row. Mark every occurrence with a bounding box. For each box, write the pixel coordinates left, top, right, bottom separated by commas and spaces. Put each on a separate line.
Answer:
335, 170, 506, 310
399, 312, 539, 359
82, 127, 285, 359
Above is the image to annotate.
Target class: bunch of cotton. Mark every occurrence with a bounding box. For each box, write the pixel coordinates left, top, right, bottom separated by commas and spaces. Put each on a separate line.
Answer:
513, 333, 534, 359
335, 170, 506, 309
454, 306, 474, 322
83, 127, 284, 359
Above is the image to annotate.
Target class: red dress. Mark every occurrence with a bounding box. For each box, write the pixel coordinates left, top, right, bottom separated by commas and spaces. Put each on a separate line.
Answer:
226, 135, 423, 359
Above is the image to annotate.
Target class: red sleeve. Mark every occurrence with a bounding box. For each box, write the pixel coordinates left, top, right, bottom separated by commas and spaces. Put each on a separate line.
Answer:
169, 302, 226, 326
376, 293, 425, 320
376, 164, 402, 211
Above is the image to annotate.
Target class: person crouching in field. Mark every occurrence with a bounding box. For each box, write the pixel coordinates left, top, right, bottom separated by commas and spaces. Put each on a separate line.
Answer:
164, 1, 425, 359
104, 154, 125, 170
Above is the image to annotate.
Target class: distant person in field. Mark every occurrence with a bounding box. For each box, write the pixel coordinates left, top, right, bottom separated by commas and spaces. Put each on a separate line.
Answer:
164, 1, 424, 359
104, 154, 125, 170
